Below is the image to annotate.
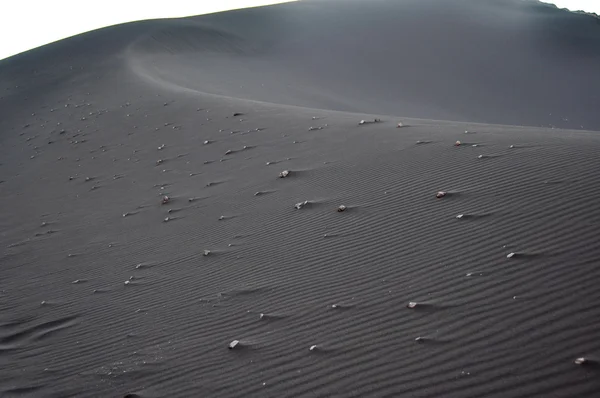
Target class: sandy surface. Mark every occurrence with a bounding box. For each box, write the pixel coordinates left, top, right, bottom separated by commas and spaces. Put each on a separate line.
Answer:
1, 0, 600, 397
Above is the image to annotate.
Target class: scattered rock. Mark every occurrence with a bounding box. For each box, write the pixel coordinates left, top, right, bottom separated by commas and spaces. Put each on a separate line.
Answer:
359, 118, 381, 125
279, 170, 290, 178
454, 140, 461, 146
456, 214, 464, 219
158, 144, 165, 150
396, 122, 405, 128
203, 250, 211, 256
407, 302, 418, 309
574, 357, 589, 365
436, 191, 447, 199
337, 205, 347, 212
229, 340, 240, 349
156, 159, 163, 165
225, 149, 232, 155
161, 196, 170, 205
295, 200, 309, 210
124, 280, 131, 285
506, 252, 516, 259
309, 345, 318, 351
203, 140, 210, 145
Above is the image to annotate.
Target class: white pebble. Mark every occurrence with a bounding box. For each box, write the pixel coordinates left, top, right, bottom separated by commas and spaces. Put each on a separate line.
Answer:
295, 200, 309, 210
229, 340, 240, 349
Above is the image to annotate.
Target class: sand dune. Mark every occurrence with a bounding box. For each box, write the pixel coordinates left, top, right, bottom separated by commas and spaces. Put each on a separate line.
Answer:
1, 0, 600, 397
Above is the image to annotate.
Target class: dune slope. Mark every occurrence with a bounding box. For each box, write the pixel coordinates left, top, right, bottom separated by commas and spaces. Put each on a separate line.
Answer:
1, 1, 600, 397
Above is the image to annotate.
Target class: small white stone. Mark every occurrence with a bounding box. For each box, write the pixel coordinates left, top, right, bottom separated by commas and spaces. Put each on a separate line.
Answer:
124, 280, 130, 285
309, 345, 318, 351
456, 214, 464, 219
509, 145, 515, 149
478, 155, 484, 159
407, 302, 418, 308
574, 357, 588, 365
229, 340, 240, 349
295, 200, 309, 210
204, 250, 211, 256
507, 252, 515, 259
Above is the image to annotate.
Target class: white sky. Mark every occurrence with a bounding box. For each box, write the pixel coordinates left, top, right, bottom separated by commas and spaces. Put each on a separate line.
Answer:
0, 1, 295, 60
544, 0, 600, 13
1, 0, 598, 61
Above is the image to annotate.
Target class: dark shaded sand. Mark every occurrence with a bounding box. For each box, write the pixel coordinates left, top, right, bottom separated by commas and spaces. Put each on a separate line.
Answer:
1, 0, 600, 397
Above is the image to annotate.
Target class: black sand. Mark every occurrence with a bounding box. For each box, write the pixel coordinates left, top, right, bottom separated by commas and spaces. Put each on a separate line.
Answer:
1, 1, 600, 397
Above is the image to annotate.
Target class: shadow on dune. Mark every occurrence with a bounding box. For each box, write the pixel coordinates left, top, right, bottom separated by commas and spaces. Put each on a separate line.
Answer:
124, 0, 600, 130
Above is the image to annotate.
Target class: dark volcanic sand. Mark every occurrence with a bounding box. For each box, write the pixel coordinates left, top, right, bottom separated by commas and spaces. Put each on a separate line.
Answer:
1, 0, 600, 397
